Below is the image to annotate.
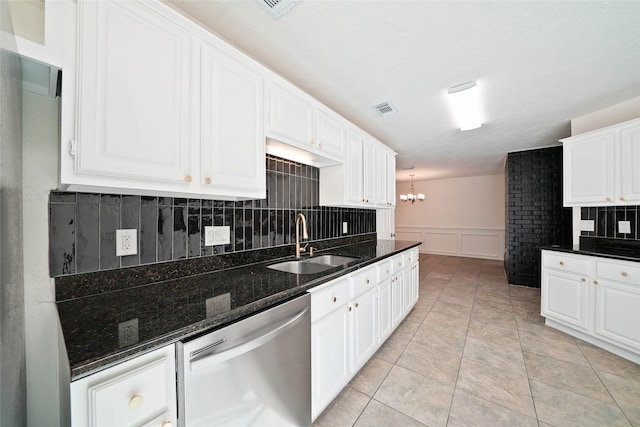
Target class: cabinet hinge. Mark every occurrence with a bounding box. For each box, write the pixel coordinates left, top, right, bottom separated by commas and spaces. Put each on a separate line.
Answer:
68, 140, 77, 156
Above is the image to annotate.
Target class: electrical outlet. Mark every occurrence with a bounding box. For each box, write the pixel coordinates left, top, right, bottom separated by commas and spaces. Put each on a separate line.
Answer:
619, 221, 631, 234
116, 229, 137, 256
343, 222, 348, 234
580, 220, 595, 232
118, 318, 139, 347
204, 226, 215, 246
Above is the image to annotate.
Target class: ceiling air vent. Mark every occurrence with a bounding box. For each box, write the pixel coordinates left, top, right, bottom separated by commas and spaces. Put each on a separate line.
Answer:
258, 0, 299, 18
373, 101, 399, 116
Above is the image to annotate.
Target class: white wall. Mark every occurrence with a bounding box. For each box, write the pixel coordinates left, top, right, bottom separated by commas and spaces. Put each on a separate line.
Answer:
395, 174, 505, 260
571, 96, 640, 136
22, 90, 69, 427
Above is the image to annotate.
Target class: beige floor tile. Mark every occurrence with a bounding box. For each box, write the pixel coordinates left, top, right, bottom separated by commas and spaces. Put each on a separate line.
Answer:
471, 305, 517, 330
471, 297, 513, 313
578, 343, 640, 378
396, 340, 461, 385
620, 405, 640, 427
374, 336, 407, 364
456, 358, 536, 418
462, 336, 526, 373
353, 399, 427, 427
411, 323, 467, 356
348, 356, 394, 397
523, 351, 614, 404
388, 318, 420, 343
422, 309, 470, 334
447, 389, 538, 427
530, 380, 631, 427
313, 386, 370, 427
519, 329, 590, 366
374, 365, 454, 427
467, 319, 521, 349
404, 305, 431, 324
597, 370, 640, 413
438, 291, 476, 307
427, 270, 454, 280
430, 299, 473, 319
474, 290, 512, 306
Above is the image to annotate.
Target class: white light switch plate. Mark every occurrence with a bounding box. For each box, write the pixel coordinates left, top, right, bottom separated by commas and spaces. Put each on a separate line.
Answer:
205, 226, 230, 246
343, 222, 348, 234
619, 221, 631, 234
580, 220, 595, 232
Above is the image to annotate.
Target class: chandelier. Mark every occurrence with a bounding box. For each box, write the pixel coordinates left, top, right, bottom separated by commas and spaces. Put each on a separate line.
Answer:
399, 174, 425, 204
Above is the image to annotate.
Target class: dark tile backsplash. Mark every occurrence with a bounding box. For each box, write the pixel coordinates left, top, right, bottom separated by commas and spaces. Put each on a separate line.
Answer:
49, 155, 376, 277
580, 205, 640, 241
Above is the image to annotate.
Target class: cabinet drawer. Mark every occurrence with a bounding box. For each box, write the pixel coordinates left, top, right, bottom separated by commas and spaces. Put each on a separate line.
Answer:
349, 265, 376, 299
71, 345, 176, 427
404, 248, 419, 266
391, 254, 405, 274
542, 252, 590, 275
311, 278, 348, 322
596, 260, 640, 285
377, 259, 393, 283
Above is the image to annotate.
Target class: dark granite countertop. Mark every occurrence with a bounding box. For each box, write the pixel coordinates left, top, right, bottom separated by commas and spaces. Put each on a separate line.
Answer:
57, 239, 421, 380
540, 237, 640, 263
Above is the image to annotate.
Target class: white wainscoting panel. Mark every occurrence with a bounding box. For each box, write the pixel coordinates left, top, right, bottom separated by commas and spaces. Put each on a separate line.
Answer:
395, 227, 505, 260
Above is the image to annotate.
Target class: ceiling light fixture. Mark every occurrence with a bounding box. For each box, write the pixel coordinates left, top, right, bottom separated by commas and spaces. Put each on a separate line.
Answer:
399, 174, 425, 205
447, 81, 482, 131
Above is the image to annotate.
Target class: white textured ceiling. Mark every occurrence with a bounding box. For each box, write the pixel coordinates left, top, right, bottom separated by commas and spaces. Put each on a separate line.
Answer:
167, 0, 640, 182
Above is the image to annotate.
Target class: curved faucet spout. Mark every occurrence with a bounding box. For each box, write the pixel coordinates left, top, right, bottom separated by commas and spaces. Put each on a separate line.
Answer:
295, 213, 309, 258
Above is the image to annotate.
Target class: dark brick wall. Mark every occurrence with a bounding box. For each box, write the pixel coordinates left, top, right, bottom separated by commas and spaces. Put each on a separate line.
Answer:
505, 147, 573, 288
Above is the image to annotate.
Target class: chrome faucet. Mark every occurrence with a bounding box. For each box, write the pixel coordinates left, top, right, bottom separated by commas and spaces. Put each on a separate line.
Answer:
295, 213, 309, 258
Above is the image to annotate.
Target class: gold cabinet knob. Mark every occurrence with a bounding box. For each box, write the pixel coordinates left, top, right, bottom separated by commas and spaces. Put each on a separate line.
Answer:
559, 261, 564, 266
204, 177, 212, 185
310, 139, 316, 145
319, 143, 323, 148
365, 279, 369, 284
355, 302, 359, 308
621, 272, 628, 277
581, 278, 586, 282
620, 196, 625, 201
161, 422, 173, 427
348, 306, 352, 312
184, 175, 192, 183
128, 395, 144, 409
332, 296, 337, 303
606, 197, 612, 202
594, 280, 599, 285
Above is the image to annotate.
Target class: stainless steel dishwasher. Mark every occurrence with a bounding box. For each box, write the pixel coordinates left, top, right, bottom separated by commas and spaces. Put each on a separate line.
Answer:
177, 293, 311, 427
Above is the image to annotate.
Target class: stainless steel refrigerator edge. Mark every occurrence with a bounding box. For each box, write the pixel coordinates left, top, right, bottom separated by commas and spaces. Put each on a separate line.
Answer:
177, 293, 312, 426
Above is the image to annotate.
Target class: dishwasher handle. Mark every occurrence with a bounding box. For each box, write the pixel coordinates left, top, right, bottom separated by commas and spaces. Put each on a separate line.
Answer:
189, 305, 310, 370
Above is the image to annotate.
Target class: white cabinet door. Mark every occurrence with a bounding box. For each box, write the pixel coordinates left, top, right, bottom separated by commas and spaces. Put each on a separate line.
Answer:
619, 123, 640, 204
377, 279, 393, 343
74, 0, 194, 187
594, 280, 640, 351
200, 41, 265, 199
267, 82, 315, 148
391, 274, 404, 327
410, 262, 419, 306
350, 287, 378, 372
402, 267, 414, 315
541, 269, 590, 332
71, 345, 177, 427
345, 129, 364, 204
376, 208, 396, 240
362, 140, 376, 205
374, 146, 387, 206
385, 150, 397, 207
311, 305, 350, 420
563, 132, 615, 205
315, 108, 345, 161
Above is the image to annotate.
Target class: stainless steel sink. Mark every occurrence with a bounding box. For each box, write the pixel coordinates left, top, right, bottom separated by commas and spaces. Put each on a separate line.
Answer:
267, 255, 359, 275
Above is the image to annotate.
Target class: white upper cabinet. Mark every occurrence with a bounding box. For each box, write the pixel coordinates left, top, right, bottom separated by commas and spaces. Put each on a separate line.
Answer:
345, 129, 364, 204
562, 118, 640, 206
200, 40, 265, 199
266, 79, 345, 164
72, 0, 195, 189
62, 0, 266, 199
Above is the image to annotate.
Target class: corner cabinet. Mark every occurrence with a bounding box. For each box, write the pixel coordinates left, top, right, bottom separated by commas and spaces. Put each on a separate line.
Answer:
541, 250, 640, 364
62, 0, 265, 199
561, 118, 640, 206
71, 345, 177, 427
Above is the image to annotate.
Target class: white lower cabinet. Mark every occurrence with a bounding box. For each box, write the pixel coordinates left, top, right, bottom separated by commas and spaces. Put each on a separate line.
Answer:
71, 345, 177, 427
541, 250, 640, 364
310, 248, 420, 420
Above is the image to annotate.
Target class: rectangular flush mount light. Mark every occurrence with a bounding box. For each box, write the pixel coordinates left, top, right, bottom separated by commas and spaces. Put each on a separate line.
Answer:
447, 81, 482, 131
